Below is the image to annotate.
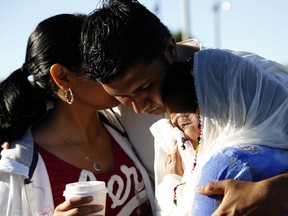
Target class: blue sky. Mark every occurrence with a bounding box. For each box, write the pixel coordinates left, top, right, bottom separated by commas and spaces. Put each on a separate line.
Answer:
1, 0, 287, 80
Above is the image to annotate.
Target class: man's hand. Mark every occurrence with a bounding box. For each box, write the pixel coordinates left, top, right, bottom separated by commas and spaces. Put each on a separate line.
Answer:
196, 175, 288, 216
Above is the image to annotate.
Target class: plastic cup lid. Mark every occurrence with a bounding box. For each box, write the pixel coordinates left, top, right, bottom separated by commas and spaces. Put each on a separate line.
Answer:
63, 181, 108, 196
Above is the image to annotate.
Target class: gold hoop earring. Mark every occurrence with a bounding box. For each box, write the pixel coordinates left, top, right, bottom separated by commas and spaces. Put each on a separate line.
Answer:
64, 88, 74, 105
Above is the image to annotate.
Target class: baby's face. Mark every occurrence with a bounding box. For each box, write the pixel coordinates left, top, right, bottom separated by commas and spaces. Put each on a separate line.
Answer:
170, 112, 200, 149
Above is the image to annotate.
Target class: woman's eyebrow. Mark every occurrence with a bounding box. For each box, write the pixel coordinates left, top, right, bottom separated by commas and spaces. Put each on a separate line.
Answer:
171, 113, 187, 126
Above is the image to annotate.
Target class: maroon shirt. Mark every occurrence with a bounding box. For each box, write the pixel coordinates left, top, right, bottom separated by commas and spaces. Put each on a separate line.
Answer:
36, 135, 152, 215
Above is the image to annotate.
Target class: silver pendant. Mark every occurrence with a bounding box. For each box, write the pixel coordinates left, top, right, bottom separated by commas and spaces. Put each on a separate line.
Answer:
92, 162, 101, 172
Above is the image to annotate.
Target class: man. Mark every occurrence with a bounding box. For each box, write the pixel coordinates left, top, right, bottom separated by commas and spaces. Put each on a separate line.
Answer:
81, 0, 288, 215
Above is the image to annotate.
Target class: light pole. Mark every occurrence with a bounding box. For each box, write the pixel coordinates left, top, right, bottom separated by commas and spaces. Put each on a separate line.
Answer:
213, 0, 232, 48
182, 0, 191, 41
153, 0, 160, 15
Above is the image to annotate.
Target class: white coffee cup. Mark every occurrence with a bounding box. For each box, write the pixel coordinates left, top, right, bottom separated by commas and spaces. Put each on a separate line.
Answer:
63, 181, 108, 216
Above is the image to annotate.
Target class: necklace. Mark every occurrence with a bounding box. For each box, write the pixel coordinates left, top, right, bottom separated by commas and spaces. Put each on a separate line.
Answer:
192, 114, 202, 171
173, 113, 202, 206
51, 123, 102, 172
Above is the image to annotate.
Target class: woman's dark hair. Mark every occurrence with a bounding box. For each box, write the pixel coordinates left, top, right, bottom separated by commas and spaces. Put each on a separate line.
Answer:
0, 13, 86, 143
81, 0, 172, 83
162, 60, 198, 114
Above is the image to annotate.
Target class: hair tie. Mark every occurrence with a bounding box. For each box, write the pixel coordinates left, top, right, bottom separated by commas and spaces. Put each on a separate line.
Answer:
20, 63, 30, 77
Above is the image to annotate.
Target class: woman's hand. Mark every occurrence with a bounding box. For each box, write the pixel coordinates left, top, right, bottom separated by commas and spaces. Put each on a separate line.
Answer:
54, 196, 104, 216
1, 142, 9, 150
164, 146, 184, 176
1, 142, 10, 159
196, 174, 288, 216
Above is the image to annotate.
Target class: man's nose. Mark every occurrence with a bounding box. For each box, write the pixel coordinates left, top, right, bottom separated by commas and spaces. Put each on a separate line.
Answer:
119, 93, 149, 114
131, 100, 147, 114
129, 94, 149, 114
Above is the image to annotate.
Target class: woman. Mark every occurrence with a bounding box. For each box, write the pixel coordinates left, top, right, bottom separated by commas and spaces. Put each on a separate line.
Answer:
151, 49, 288, 215
0, 14, 156, 215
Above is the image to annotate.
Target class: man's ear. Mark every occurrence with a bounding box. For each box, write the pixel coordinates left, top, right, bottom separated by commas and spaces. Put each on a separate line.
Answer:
164, 37, 178, 63
50, 63, 70, 90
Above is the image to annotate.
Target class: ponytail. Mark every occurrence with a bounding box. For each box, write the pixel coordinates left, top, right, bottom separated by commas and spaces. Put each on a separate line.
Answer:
0, 67, 47, 143
0, 13, 86, 144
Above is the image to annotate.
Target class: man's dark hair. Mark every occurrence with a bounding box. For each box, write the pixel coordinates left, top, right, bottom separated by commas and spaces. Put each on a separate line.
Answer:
81, 0, 172, 83
162, 61, 198, 114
